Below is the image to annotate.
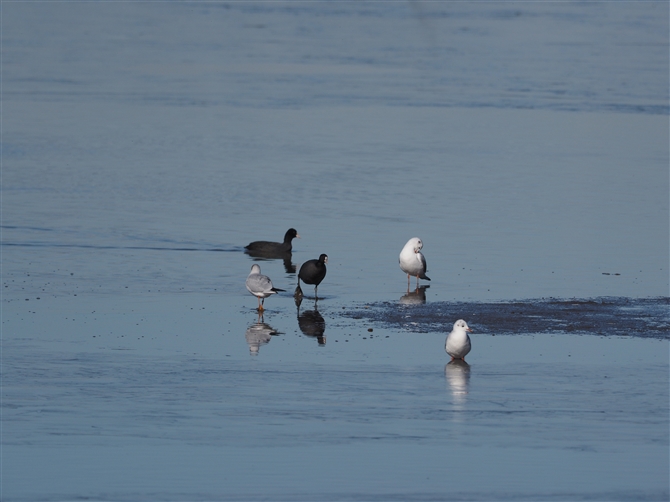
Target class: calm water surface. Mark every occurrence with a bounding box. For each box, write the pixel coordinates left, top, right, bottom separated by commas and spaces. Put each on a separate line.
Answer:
2, 2, 668, 501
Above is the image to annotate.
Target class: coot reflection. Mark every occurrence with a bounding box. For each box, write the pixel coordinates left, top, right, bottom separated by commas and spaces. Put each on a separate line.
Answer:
297, 305, 326, 346
246, 252, 296, 274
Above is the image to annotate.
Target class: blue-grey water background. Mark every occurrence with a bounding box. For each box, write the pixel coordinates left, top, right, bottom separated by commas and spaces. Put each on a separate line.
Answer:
2, 2, 669, 501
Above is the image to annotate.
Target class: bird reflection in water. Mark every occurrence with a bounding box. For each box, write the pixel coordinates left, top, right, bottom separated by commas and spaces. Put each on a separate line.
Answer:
244, 251, 296, 274
297, 303, 326, 346
445, 359, 470, 412
245, 314, 280, 355
399, 285, 430, 305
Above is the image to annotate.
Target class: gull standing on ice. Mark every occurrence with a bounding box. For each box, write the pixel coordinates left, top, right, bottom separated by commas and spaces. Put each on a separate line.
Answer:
399, 237, 431, 288
445, 319, 473, 361
245, 264, 285, 311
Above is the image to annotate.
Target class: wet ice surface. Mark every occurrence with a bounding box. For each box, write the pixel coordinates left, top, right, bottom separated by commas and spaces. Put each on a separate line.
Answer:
3, 2, 669, 501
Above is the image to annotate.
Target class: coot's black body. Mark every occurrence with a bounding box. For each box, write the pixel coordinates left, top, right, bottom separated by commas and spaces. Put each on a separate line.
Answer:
244, 228, 299, 255
295, 253, 328, 299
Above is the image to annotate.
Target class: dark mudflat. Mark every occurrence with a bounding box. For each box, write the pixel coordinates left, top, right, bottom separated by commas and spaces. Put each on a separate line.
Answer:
345, 297, 669, 339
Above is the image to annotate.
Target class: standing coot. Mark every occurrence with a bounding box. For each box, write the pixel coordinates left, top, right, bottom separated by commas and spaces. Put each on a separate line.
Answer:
295, 253, 328, 299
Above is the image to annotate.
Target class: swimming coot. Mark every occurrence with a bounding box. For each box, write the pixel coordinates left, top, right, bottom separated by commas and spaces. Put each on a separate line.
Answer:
245, 228, 300, 255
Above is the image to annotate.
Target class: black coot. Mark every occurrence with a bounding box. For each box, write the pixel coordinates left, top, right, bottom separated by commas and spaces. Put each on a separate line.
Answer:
244, 228, 300, 255
295, 253, 328, 299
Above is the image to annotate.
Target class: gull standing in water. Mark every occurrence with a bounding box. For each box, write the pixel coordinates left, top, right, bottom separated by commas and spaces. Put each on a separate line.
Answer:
445, 319, 473, 361
245, 264, 284, 311
399, 237, 431, 288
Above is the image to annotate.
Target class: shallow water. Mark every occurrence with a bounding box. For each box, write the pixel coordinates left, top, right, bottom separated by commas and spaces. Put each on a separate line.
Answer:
4, 298, 669, 501
2, 2, 669, 501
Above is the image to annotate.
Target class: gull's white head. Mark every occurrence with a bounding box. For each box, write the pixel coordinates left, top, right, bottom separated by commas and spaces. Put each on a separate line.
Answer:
250, 264, 261, 275
407, 237, 423, 253
453, 319, 472, 332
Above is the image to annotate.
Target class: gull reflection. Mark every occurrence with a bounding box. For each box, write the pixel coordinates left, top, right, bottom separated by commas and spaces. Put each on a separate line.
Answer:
297, 304, 326, 346
445, 359, 470, 408
245, 315, 279, 355
399, 285, 430, 305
